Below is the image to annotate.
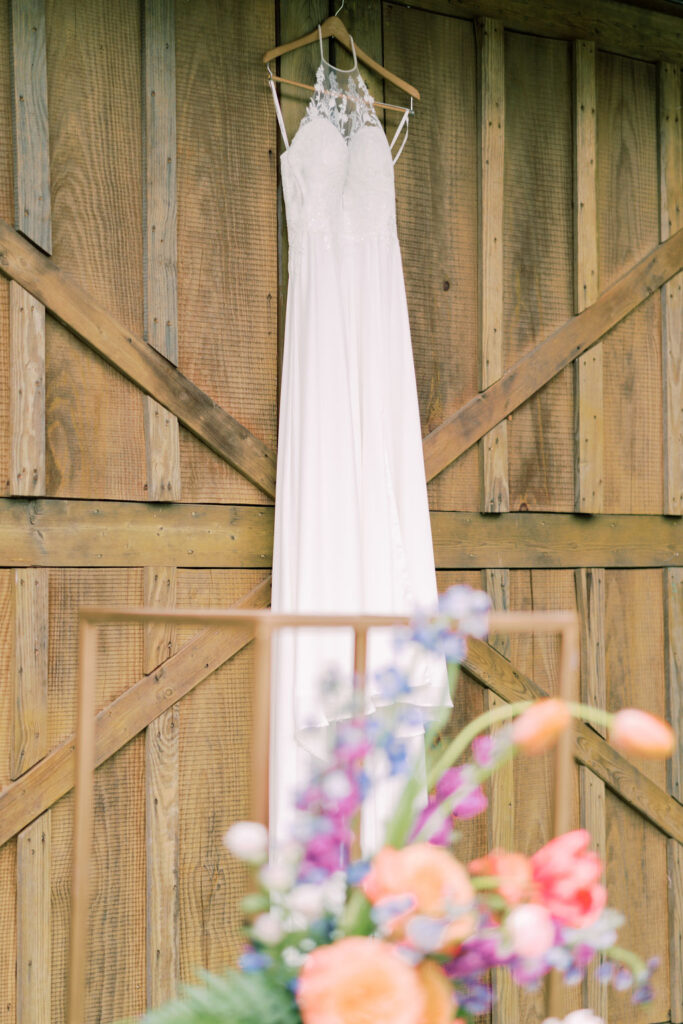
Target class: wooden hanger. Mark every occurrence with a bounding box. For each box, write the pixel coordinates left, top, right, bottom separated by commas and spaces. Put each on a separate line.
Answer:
263, 15, 420, 105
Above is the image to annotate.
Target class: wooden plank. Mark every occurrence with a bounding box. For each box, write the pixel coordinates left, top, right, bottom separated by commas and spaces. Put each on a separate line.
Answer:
575, 568, 607, 1019
144, 565, 179, 1007
16, 814, 50, 1024
575, 568, 606, 733
660, 63, 683, 515
10, 0, 51, 254
504, 33, 574, 513
143, 0, 180, 503
670, 838, 683, 1023
665, 568, 683, 1022
573, 41, 602, 513
11, 567, 48, 778
0, 219, 277, 498
478, 18, 508, 514
0, 576, 271, 849
463, 636, 683, 843
9, 282, 45, 495
422, 226, 683, 483
390, 0, 683, 65
384, 4, 480, 511
175, 0, 276, 505
0, 501, 682, 568
481, 567, 515, 1024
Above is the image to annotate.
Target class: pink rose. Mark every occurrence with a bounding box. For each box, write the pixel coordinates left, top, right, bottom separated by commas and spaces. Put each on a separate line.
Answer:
363, 844, 476, 950
297, 937, 425, 1024
506, 903, 556, 958
531, 830, 606, 928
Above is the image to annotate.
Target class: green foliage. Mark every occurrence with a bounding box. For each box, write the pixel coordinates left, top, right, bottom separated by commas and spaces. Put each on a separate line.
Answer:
135, 969, 301, 1024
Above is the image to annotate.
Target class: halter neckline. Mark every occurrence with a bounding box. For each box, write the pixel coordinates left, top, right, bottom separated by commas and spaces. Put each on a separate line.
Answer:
317, 23, 358, 73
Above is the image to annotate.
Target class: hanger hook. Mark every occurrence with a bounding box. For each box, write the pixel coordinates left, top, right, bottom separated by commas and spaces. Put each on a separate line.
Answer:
334, 0, 345, 15
266, 61, 274, 79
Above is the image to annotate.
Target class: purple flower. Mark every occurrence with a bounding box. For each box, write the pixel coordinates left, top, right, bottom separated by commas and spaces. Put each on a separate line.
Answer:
472, 734, 495, 767
437, 766, 488, 820
239, 949, 271, 972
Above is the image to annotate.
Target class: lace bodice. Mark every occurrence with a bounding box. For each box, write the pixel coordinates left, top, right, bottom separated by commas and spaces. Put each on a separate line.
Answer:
277, 44, 398, 260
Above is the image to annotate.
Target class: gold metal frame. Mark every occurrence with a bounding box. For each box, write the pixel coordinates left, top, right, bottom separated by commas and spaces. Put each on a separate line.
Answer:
68, 606, 579, 1023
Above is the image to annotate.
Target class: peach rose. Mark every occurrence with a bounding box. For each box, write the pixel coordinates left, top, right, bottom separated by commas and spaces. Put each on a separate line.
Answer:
530, 829, 606, 928
297, 936, 424, 1024
513, 699, 572, 754
417, 960, 457, 1024
469, 850, 535, 906
610, 709, 675, 759
362, 844, 476, 950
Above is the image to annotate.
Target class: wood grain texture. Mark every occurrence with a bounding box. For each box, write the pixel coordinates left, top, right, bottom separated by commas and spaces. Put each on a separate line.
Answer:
423, 225, 683, 485
482, 566, 515, 1024
176, 0, 277, 504
11, 567, 48, 779
575, 567, 606, 734
44, 0, 146, 502
144, 564, 179, 1007
669, 837, 683, 1023
384, 4, 480, 512
573, 40, 602, 513
478, 18, 508, 514
0, 838, 17, 1023
9, 282, 45, 495
10, 0, 51, 254
665, 568, 683, 804
598, 53, 662, 516
143, 0, 180, 504
17, 814, 50, 1024
0, 0, 13, 502
503, 33, 574, 512
579, 764, 607, 1020
604, 569, 669, 1023
0, 218, 277, 499
389, 0, 683, 65
0, 501, 682, 568
176, 572, 262, 975
0, 575, 271, 849
660, 62, 683, 516
0, 498, 274, 568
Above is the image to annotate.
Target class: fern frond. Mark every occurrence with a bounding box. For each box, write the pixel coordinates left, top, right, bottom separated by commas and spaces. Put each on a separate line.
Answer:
135, 969, 301, 1024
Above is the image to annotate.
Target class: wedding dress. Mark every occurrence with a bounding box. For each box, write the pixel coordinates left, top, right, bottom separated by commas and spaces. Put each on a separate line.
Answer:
269, 30, 449, 854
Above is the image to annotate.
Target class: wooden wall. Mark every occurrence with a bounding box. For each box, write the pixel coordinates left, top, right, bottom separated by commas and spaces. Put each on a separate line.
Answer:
0, 0, 680, 1022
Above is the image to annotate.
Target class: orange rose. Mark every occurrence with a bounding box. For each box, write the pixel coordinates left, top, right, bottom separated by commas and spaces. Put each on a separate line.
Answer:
417, 960, 457, 1024
362, 844, 476, 950
297, 936, 425, 1024
469, 850, 535, 906
512, 698, 572, 754
610, 709, 675, 758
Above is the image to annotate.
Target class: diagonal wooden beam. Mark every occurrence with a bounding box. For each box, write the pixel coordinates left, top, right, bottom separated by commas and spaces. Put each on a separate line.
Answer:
464, 637, 683, 844
0, 576, 271, 849
0, 219, 277, 498
424, 227, 683, 483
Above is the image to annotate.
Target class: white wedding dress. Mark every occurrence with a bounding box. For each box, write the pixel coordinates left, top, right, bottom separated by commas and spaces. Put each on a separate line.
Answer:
269, 31, 449, 854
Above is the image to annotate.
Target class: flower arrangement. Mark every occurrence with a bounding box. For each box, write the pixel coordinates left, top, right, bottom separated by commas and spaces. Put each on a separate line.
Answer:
136, 587, 674, 1024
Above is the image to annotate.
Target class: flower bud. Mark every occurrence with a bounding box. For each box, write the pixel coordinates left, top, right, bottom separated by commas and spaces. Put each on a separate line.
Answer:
513, 699, 571, 754
609, 709, 675, 759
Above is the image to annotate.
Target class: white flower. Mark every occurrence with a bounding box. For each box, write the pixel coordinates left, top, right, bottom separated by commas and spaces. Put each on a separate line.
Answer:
223, 822, 268, 865
260, 861, 296, 892
542, 1013, 604, 1024
282, 946, 307, 969
251, 911, 284, 946
285, 884, 326, 921
321, 871, 347, 915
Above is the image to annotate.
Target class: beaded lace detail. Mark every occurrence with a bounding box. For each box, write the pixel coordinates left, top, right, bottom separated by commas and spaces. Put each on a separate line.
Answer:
300, 64, 382, 141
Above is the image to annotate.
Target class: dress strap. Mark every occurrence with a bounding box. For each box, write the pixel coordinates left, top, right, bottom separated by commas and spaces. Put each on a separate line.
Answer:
390, 107, 410, 164
268, 72, 289, 149
318, 23, 324, 61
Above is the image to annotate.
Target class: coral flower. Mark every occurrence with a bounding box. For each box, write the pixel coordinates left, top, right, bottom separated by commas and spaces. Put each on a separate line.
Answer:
417, 960, 457, 1024
610, 709, 675, 759
531, 829, 606, 928
363, 844, 476, 950
297, 936, 425, 1024
513, 699, 572, 754
469, 850, 535, 906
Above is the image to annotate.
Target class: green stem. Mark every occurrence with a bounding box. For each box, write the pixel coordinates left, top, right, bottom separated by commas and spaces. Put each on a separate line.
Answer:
427, 701, 532, 789
567, 700, 615, 731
